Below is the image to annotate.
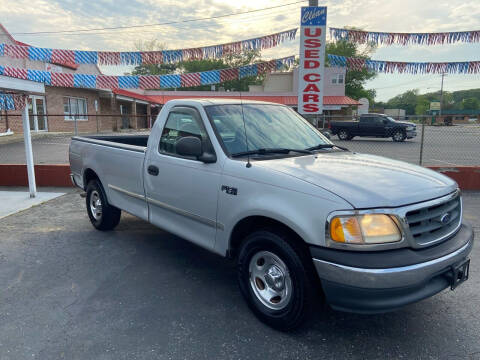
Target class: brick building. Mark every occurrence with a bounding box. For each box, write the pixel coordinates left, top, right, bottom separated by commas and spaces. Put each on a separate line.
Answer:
0, 24, 160, 134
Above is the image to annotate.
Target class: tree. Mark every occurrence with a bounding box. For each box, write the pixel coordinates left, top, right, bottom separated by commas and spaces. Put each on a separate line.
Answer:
325, 39, 377, 103
415, 95, 430, 115
176, 49, 265, 91
131, 40, 178, 76
386, 89, 419, 115
461, 97, 480, 110
130, 40, 266, 91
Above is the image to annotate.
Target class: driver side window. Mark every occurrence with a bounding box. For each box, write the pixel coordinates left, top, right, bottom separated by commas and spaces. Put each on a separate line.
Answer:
159, 107, 212, 158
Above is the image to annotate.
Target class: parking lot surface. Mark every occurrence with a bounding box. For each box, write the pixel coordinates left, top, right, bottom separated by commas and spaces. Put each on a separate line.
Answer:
0, 190, 478, 360
0, 124, 479, 166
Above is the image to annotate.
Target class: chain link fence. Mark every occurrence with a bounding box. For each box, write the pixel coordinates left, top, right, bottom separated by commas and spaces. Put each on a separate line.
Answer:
314, 114, 480, 166
0, 111, 478, 166
0, 113, 152, 165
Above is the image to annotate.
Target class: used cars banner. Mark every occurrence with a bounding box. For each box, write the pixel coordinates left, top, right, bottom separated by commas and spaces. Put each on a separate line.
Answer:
298, 6, 327, 114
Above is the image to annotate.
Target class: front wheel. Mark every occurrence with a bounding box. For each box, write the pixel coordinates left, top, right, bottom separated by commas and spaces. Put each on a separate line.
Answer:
337, 129, 350, 140
86, 180, 121, 231
392, 130, 406, 142
237, 229, 318, 331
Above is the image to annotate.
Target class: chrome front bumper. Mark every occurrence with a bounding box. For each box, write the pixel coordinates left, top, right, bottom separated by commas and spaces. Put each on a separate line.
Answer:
312, 223, 473, 313
313, 223, 473, 289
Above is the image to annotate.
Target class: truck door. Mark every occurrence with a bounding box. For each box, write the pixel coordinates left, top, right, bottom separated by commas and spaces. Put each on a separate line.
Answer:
359, 116, 384, 136
144, 106, 222, 250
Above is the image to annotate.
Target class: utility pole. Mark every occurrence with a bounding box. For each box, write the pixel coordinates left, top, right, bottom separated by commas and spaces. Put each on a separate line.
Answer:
439, 72, 446, 116
309, 0, 318, 5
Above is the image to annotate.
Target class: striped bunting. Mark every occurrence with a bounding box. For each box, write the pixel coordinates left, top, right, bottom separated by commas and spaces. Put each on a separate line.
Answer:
0, 56, 296, 90
0, 29, 297, 66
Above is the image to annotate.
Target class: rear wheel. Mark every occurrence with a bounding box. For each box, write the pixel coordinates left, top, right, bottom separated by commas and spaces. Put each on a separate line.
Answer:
237, 229, 318, 331
392, 130, 406, 142
337, 129, 350, 140
86, 180, 121, 231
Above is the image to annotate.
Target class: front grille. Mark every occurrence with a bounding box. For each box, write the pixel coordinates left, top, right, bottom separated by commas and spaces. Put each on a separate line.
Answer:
405, 195, 461, 246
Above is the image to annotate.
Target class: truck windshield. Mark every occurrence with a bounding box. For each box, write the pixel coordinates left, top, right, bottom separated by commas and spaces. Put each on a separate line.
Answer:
204, 104, 330, 156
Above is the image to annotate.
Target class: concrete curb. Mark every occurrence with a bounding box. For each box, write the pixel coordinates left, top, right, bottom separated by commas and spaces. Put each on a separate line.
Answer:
1, 164, 479, 190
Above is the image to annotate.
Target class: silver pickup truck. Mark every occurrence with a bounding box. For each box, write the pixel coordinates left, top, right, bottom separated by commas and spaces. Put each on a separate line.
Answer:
70, 99, 473, 330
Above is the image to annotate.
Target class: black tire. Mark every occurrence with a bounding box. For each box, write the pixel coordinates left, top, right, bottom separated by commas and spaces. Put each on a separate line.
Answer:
86, 179, 121, 231
392, 129, 406, 142
346, 135, 354, 140
337, 129, 350, 141
237, 229, 319, 331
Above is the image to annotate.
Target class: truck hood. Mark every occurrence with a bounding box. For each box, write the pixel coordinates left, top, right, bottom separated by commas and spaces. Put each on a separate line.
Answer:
396, 121, 416, 127
256, 152, 457, 209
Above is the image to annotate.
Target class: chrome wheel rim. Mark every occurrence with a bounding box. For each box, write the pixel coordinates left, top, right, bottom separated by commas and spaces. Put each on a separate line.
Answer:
90, 190, 102, 220
339, 130, 348, 139
394, 131, 403, 141
249, 251, 292, 310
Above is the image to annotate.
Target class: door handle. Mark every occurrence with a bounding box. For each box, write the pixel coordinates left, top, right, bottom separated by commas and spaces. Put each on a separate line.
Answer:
147, 165, 159, 176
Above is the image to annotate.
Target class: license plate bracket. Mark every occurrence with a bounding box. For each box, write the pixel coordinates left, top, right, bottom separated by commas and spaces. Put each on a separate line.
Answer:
450, 259, 470, 290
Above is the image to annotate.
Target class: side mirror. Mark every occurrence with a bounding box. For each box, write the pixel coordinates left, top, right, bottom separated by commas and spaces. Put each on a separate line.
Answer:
176, 136, 216, 163
176, 136, 202, 157
321, 131, 331, 139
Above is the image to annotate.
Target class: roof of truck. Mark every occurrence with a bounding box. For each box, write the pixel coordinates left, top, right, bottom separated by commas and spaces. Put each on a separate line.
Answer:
166, 98, 283, 106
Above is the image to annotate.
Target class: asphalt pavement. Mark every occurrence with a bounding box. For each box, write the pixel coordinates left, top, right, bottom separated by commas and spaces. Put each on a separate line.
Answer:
0, 124, 479, 166
0, 189, 478, 359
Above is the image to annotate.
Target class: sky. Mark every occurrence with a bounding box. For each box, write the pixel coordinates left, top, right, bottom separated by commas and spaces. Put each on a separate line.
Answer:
0, 0, 479, 101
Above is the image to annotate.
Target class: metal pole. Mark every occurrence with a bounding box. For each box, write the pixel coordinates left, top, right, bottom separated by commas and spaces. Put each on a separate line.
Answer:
419, 117, 425, 166
309, 0, 318, 5
22, 104, 37, 198
74, 116, 78, 136
439, 73, 446, 116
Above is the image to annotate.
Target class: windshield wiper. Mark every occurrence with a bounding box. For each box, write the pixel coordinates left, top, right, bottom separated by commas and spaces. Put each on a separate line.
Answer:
306, 144, 349, 151
231, 148, 313, 157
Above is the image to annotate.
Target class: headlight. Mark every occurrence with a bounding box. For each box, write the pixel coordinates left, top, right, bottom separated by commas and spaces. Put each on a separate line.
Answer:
406, 126, 414, 131
329, 214, 401, 245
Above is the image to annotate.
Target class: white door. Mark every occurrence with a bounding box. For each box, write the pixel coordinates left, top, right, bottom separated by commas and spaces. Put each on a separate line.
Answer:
28, 96, 48, 131
144, 106, 222, 250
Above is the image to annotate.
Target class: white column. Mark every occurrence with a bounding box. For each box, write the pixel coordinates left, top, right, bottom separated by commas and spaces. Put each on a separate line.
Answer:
22, 104, 36, 198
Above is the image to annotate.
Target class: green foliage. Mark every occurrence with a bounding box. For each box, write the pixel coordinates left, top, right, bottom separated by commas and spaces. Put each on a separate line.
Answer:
325, 39, 377, 103
415, 96, 430, 115
382, 88, 480, 114
131, 39, 177, 76
385, 89, 419, 115
460, 97, 480, 110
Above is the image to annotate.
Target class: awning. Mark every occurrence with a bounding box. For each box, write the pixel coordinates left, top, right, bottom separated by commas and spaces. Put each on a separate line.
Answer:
143, 93, 361, 106
0, 75, 45, 95
113, 89, 162, 105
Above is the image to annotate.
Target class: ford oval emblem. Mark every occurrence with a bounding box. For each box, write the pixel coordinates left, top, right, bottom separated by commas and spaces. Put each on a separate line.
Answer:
440, 213, 451, 224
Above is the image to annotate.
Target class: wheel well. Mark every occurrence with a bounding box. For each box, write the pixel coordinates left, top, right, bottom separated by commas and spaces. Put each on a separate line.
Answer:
83, 168, 99, 190
228, 216, 307, 259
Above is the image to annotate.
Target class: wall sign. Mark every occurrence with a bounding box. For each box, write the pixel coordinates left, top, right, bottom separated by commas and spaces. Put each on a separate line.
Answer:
298, 6, 327, 114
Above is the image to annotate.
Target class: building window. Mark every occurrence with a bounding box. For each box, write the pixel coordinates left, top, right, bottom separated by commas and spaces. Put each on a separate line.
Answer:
64, 97, 88, 121
331, 74, 344, 85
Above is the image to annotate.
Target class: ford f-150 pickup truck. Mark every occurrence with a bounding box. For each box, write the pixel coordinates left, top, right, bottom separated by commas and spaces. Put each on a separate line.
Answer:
70, 99, 473, 330
330, 113, 417, 141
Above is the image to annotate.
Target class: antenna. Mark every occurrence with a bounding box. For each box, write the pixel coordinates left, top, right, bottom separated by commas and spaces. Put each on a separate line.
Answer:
239, 91, 252, 168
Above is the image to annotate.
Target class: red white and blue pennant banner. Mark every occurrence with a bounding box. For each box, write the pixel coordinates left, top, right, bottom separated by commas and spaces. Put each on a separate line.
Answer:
327, 54, 480, 74
329, 27, 480, 46
0, 29, 297, 66
0, 56, 294, 90
0, 93, 27, 111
